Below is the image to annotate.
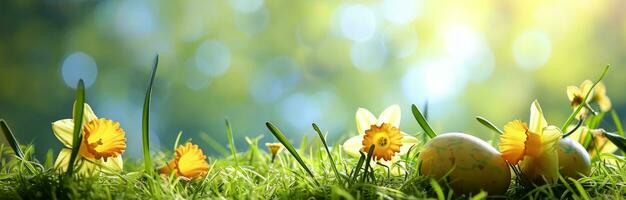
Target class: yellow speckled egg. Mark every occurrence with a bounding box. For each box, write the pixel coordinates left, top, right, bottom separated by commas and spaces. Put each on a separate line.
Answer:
417, 133, 511, 195
558, 138, 591, 179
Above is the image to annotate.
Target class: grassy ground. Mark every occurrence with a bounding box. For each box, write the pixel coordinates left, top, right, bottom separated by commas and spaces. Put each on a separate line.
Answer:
0, 129, 624, 200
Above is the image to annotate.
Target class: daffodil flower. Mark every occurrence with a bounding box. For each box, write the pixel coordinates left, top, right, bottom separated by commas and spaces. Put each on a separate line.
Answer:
567, 126, 617, 157
499, 100, 561, 183
52, 103, 126, 175
265, 142, 284, 162
159, 142, 209, 179
342, 105, 418, 175
567, 80, 593, 118
591, 81, 611, 112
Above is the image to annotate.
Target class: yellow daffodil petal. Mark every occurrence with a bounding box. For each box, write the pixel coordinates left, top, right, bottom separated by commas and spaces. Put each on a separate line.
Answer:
52, 119, 74, 148
598, 96, 612, 112
377, 104, 401, 127
566, 86, 580, 102
499, 120, 528, 164
342, 135, 363, 157
356, 108, 377, 135
54, 148, 72, 173
529, 100, 548, 134
579, 80, 593, 101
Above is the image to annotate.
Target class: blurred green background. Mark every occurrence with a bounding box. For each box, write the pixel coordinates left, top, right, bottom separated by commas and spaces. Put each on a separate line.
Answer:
1, 0, 625, 159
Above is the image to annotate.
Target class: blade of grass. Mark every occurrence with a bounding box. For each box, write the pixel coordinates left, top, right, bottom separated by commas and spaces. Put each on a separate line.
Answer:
411, 104, 436, 139
312, 123, 343, 183
361, 144, 375, 182
172, 131, 183, 152
561, 65, 609, 131
430, 179, 445, 200
142, 54, 159, 173
66, 79, 85, 176
265, 122, 318, 185
476, 116, 503, 134
351, 152, 366, 182
0, 120, 24, 159
611, 110, 624, 136
225, 119, 238, 164
198, 133, 230, 156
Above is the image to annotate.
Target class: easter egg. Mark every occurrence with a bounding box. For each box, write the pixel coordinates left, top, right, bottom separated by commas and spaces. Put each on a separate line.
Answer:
557, 138, 591, 179
417, 132, 511, 195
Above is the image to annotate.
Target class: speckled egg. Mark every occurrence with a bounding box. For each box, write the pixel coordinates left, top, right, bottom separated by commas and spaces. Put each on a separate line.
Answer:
417, 132, 511, 195
558, 138, 591, 179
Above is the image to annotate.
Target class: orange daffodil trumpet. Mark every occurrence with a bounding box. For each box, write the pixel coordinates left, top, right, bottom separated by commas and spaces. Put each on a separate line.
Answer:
342, 105, 418, 175
52, 103, 126, 175
499, 100, 561, 183
159, 142, 209, 179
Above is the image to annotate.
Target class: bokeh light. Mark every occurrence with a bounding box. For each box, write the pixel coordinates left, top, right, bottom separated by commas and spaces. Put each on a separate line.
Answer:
512, 29, 552, 71
61, 52, 98, 89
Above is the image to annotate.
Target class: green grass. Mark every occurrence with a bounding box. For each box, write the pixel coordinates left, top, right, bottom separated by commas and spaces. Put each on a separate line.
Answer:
0, 131, 624, 199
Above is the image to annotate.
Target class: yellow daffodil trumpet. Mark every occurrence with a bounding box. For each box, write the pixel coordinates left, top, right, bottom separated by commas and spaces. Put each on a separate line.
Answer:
342, 104, 418, 175
265, 142, 284, 163
159, 142, 209, 179
52, 103, 125, 175
499, 100, 561, 184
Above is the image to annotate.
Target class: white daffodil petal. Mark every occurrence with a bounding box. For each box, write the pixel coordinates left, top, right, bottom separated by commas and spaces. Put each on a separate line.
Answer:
73, 102, 98, 124
52, 119, 74, 148
102, 156, 124, 172
378, 104, 401, 127
54, 148, 72, 173
342, 135, 363, 158
398, 134, 419, 156
529, 100, 548, 134
356, 108, 377, 135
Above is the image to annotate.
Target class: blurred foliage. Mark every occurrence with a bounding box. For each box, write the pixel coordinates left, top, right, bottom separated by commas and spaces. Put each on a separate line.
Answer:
1, 0, 625, 159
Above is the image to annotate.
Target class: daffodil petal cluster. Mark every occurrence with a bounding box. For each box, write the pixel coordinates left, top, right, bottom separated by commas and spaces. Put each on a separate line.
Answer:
342, 105, 418, 175
160, 142, 210, 179
499, 100, 561, 183
52, 103, 125, 175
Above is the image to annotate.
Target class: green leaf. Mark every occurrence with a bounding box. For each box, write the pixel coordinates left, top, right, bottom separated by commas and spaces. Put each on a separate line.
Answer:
265, 122, 318, 185
67, 79, 85, 176
476, 116, 503, 134
312, 123, 343, 183
142, 54, 159, 173
0, 119, 24, 158
411, 104, 436, 139
602, 130, 626, 154
561, 65, 609, 131
225, 119, 238, 164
